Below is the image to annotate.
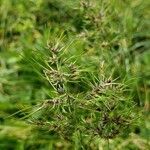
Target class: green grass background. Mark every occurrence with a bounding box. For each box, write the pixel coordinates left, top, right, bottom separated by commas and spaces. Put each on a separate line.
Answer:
0, 0, 149, 149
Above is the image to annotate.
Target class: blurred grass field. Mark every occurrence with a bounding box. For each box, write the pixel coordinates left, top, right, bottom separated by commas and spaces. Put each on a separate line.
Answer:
0, 0, 150, 149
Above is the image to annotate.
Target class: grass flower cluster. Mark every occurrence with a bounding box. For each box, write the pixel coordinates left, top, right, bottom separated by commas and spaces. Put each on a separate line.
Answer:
0, 0, 149, 149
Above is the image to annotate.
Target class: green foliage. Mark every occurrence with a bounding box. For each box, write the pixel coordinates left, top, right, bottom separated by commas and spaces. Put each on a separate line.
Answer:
0, 0, 149, 149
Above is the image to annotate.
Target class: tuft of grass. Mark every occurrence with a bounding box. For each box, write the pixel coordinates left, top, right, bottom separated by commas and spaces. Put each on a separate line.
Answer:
0, 0, 149, 149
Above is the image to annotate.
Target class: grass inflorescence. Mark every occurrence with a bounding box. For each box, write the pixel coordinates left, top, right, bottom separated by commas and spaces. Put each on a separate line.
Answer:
0, 0, 149, 149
